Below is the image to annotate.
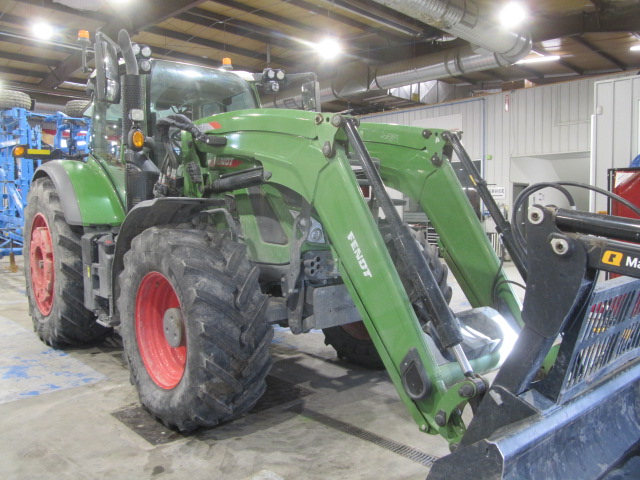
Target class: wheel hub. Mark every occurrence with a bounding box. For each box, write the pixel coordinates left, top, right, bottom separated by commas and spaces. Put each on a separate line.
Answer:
29, 214, 54, 316
163, 308, 184, 348
135, 272, 186, 389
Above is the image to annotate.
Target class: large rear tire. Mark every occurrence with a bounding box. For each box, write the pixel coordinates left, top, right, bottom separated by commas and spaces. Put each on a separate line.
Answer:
24, 177, 108, 346
118, 225, 273, 432
323, 225, 452, 369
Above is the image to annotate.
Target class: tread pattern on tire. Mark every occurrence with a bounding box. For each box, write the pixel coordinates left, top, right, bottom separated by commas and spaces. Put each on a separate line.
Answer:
323, 224, 452, 369
24, 177, 108, 346
64, 100, 89, 117
118, 224, 273, 432
0, 89, 31, 110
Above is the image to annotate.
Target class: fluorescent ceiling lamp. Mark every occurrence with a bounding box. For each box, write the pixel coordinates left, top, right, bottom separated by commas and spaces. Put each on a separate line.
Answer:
499, 2, 527, 28
32, 22, 54, 40
516, 55, 560, 65
61, 81, 87, 89
314, 38, 342, 60
631, 45, 640, 51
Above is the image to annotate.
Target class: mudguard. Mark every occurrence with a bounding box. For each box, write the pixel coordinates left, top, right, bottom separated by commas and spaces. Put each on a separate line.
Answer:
110, 197, 226, 325
33, 158, 125, 227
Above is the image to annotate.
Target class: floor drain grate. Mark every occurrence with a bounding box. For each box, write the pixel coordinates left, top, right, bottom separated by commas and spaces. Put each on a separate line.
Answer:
293, 406, 439, 467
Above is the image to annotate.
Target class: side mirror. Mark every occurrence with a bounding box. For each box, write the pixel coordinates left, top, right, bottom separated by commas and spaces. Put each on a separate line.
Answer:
301, 79, 321, 112
94, 37, 120, 104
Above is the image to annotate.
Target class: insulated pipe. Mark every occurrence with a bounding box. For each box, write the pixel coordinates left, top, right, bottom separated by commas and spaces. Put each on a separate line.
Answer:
368, 0, 531, 92
371, 43, 514, 90
269, 0, 531, 106
370, 0, 532, 61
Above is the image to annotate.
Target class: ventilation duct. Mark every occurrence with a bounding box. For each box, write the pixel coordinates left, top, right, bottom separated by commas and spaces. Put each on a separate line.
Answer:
267, 0, 531, 108
372, 0, 531, 62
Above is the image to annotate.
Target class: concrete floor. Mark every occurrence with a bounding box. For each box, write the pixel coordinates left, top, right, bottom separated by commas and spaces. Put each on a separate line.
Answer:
0, 255, 521, 480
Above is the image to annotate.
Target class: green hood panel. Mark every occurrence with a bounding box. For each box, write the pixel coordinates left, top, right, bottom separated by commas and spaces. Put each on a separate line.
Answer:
195, 109, 321, 139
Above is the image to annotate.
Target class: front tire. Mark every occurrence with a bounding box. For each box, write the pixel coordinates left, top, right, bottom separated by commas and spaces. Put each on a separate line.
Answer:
118, 225, 273, 432
24, 177, 108, 346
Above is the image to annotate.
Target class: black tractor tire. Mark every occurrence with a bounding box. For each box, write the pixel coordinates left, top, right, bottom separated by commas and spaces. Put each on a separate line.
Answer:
24, 177, 109, 346
0, 89, 31, 110
64, 100, 89, 117
323, 225, 452, 369
118, 225, 273, 432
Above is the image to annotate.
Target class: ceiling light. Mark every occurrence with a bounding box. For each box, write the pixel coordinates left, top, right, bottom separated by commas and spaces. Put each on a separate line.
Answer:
61, 81, 88, 89
32, 22, 54, 40
516, 55, 560, 65
499, 2, 527, 29
631, 45, 640, 52
315, 38, 342, 60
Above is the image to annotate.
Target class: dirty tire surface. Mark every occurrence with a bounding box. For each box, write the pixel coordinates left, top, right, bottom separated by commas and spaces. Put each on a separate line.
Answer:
0, 89, 31, 110
64, 99, 90, 117
24, 177, 108, 346
118, 225, 273, 432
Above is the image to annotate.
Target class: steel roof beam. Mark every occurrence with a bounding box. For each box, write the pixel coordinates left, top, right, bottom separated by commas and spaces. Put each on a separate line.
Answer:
573, 35, 627, 71
25, 0, 210, 89
146, 26, 294, 67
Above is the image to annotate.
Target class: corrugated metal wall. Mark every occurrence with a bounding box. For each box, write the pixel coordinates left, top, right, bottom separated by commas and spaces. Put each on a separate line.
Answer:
363, 74, 626, 211
593, 76, 640, 213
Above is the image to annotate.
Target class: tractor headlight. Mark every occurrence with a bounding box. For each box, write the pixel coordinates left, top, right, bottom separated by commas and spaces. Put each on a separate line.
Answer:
129, 109, 144, 122
266, 80, 280, 93
138, 59, 152, 73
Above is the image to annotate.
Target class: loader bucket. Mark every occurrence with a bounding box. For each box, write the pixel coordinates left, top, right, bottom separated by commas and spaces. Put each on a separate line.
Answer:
427, 360, 640, 479
429, 276, 640, 479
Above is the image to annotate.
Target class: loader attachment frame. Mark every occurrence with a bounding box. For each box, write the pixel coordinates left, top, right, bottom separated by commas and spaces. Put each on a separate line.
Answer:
429, 205, 640, 479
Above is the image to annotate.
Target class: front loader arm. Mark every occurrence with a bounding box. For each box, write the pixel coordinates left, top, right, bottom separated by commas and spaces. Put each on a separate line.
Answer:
193, 109, 519, 443
358, 123, 522, 329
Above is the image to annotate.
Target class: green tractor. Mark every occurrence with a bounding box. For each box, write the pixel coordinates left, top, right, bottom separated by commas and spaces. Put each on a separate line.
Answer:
24, 30, 640, 478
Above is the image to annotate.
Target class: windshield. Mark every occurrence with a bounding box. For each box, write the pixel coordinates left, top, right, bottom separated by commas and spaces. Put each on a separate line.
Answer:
148, 60, 258, 124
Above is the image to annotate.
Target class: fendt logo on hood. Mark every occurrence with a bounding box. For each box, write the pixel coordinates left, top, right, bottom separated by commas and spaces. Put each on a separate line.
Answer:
347, 231, 372, 278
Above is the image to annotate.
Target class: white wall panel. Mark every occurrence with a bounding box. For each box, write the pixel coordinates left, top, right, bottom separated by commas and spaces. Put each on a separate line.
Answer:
593, 76, 640, 212
362, 73, 626, 211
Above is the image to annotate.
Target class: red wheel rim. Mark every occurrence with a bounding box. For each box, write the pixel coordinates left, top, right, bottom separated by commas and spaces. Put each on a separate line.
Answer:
135, 272, 186, 389
29, 213, 55, 316
342, 322, 371, 341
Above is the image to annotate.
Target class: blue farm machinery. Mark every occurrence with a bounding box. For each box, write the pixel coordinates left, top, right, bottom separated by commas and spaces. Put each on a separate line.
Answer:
0, 90, 90, 259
